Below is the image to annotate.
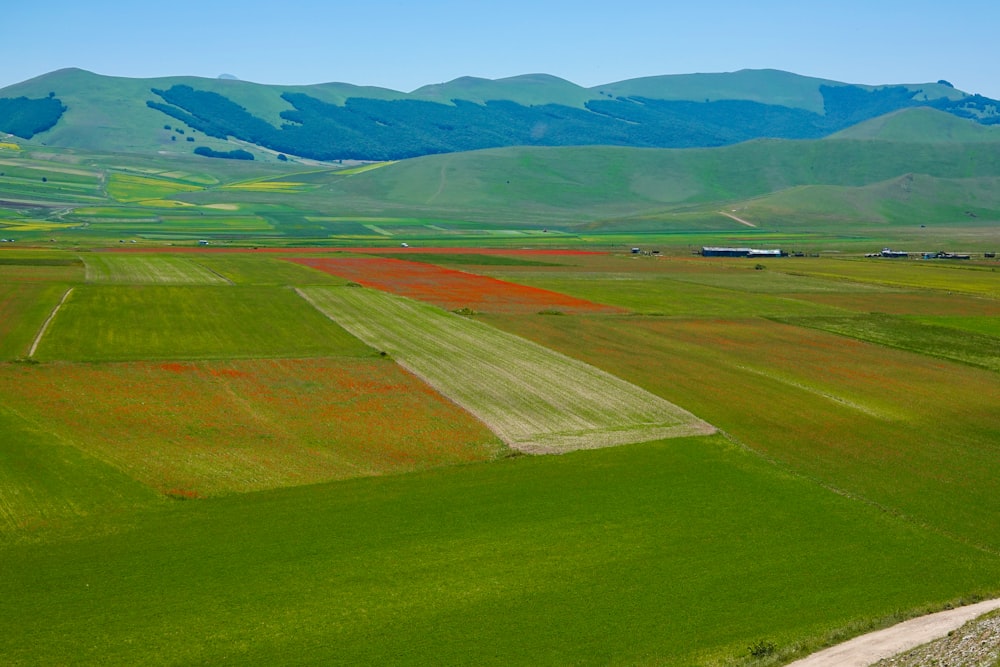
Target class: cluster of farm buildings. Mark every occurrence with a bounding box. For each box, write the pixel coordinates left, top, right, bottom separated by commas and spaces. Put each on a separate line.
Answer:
692, 246, 993, 260
629, 247, 792, 257
866, 248, 994, 260
699, 247, 784, 257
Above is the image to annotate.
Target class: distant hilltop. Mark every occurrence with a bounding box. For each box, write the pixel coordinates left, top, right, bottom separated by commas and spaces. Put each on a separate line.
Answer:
1, 68, 997, 161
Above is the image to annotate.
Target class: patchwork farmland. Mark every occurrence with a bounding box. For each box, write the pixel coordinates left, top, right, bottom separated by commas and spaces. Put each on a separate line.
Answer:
0, 243, 998, 666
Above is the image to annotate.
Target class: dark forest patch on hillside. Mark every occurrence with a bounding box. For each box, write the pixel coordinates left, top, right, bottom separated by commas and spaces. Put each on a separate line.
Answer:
145, 84, 1000, 161
0, 95, 66, 138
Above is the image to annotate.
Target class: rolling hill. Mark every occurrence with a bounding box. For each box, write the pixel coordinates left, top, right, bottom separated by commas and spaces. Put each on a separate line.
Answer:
1, 68, 997, 161
830, 106, 1000, 142
216, 137, 1000, 228
3, 127, 999, 246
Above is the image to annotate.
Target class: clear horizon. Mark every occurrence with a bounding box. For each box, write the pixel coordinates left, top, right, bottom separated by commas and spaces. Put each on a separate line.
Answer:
4, 0, 999, 99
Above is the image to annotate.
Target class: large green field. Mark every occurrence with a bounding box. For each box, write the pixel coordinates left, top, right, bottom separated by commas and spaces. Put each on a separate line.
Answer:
3, 435, 998, 665
34, 284, 374, 361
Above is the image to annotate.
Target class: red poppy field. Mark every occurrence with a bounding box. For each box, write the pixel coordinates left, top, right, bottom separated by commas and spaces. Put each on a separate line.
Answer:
0, 357, 505, 497
104, 246, 601, 257
288, 255, 623, 314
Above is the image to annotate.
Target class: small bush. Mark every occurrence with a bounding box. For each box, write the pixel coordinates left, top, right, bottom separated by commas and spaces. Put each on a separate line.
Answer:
193, 146, 254, 160
748, 639, 776, 658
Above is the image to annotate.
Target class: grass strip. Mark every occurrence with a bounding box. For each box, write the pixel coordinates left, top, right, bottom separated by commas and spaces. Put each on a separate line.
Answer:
779, 313, 1000, 372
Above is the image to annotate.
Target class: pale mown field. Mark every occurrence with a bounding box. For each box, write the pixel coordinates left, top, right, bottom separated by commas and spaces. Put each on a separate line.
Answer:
83, 254, 232, 284
299, 285, 715, 453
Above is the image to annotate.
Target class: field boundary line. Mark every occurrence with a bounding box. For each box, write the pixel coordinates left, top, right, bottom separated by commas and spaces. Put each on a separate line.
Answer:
719, 427, 1000, 557
28, 287, 73, 358
735, 364, 898, 420
192, 261, 236, 285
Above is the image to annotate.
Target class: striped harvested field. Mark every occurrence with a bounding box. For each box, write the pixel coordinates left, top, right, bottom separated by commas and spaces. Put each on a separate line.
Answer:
83, 254, 231, 284
298, 286, 714, 453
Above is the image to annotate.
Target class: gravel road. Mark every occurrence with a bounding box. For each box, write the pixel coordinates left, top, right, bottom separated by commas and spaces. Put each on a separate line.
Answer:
786, 599, 1000, 667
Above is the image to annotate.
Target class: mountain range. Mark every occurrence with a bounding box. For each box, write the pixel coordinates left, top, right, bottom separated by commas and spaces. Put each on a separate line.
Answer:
1, 68, 998, 161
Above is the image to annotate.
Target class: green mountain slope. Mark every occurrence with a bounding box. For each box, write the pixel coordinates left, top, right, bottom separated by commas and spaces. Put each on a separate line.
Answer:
301, 139, 1000, 222
4, 113, 999, 245
597, 69, 966, 114
2, 68, 997, 161
410, 73, 594, 107
597, 69, 842, 113
830, 107, 1000, 142
730, 173, 1000, 227
0, 68, 409, 155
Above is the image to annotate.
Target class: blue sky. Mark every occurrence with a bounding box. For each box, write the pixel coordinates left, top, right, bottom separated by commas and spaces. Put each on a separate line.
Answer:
4, 0, 999, 98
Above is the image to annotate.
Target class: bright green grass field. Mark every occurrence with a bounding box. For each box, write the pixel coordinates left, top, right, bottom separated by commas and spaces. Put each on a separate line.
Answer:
34, 285, 375, 361
0, 254, 85, 283
485, 270, 849, 317
2, 436, 998, 666
911, 315, 1000, 337
0, 159, 104, 201
139, 214, 275, 235
785, 313, 1000, 372
0, 404, 161, 534
778, 258, 1000, 298
193, 254, 347, 285
106, 173, 204, 202
484, 313, 1000, 553
0, 283, 71, 360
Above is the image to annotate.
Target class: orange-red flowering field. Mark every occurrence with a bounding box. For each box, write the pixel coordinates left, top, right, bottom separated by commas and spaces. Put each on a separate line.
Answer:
288, 255, 622, 314
0, 357, 504, 496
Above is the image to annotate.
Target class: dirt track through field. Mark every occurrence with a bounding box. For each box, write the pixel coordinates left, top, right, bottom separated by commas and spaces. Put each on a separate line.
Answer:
787, 598, 1000, 667
28, 287, 72, 357
298, 286, 715, 453
719, 210, 757, 227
